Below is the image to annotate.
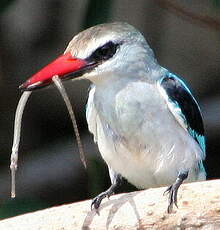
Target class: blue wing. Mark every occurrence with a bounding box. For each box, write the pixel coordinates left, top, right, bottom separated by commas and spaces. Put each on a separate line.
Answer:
158, 72, 205, 159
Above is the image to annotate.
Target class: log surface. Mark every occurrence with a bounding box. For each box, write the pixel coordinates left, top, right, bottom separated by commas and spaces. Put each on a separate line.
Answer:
0, 180, 220, 230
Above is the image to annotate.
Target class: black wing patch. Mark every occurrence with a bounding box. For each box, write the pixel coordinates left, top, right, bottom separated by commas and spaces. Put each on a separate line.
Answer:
160, 73, 204, 136
159, 73, 205, 157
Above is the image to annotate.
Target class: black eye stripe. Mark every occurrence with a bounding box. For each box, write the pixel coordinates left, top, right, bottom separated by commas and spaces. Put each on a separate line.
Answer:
87, 41, 119, 63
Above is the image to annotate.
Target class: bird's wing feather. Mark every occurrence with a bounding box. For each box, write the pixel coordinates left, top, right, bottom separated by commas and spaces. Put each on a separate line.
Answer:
157, 72, 205, 159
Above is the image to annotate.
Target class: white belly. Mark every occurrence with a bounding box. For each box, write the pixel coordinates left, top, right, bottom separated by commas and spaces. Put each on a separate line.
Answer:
86, 82, 205, 189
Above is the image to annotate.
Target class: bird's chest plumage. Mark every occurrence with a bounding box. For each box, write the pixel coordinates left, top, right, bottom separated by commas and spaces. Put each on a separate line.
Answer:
93, 81, 169, 148
86, 80, 202, 188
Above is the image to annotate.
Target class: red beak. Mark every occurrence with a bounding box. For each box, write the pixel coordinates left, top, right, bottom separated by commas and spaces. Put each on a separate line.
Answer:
20, 52, 89, 90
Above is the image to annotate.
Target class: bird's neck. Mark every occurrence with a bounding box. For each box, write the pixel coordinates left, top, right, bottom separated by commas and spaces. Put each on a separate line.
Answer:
92, 65, 165, 89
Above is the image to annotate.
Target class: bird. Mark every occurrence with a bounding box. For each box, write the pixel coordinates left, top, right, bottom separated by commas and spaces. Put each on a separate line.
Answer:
20, 22, 206, 213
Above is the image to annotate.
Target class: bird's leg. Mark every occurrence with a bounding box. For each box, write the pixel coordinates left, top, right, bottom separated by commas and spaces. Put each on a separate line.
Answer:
91, 167, 122, 212
164, 170, 189, 213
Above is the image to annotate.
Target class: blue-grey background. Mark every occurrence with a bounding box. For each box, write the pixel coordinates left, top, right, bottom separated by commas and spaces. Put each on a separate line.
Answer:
0, 0, 219, 219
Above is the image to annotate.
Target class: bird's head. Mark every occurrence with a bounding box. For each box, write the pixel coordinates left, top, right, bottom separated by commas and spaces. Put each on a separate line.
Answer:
20, 22, 158, 90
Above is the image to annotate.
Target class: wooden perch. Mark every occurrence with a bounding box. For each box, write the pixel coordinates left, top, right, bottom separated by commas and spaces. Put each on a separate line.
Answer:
0, 179, 220, 229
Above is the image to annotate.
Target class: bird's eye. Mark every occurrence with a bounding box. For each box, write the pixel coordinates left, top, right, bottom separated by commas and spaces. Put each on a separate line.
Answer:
89, 41, 119, 62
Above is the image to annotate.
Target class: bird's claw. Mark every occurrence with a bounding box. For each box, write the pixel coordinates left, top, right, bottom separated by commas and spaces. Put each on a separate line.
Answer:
163, 185, 172, 196
91, 197, 101, 214
91, 200, 100, 215
107, 192, 114, 199
91, 191, 110, 214
164, 184, 178, 213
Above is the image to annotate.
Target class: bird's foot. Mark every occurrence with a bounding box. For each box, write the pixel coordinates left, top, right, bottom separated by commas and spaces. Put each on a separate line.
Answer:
164, 171, 188, 213
164, 184, 179, 213
91, 190, 114, 214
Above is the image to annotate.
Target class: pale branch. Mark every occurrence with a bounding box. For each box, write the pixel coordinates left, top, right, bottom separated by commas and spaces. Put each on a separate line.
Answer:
0, 180, 220, 229
155, 0, 220, 31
